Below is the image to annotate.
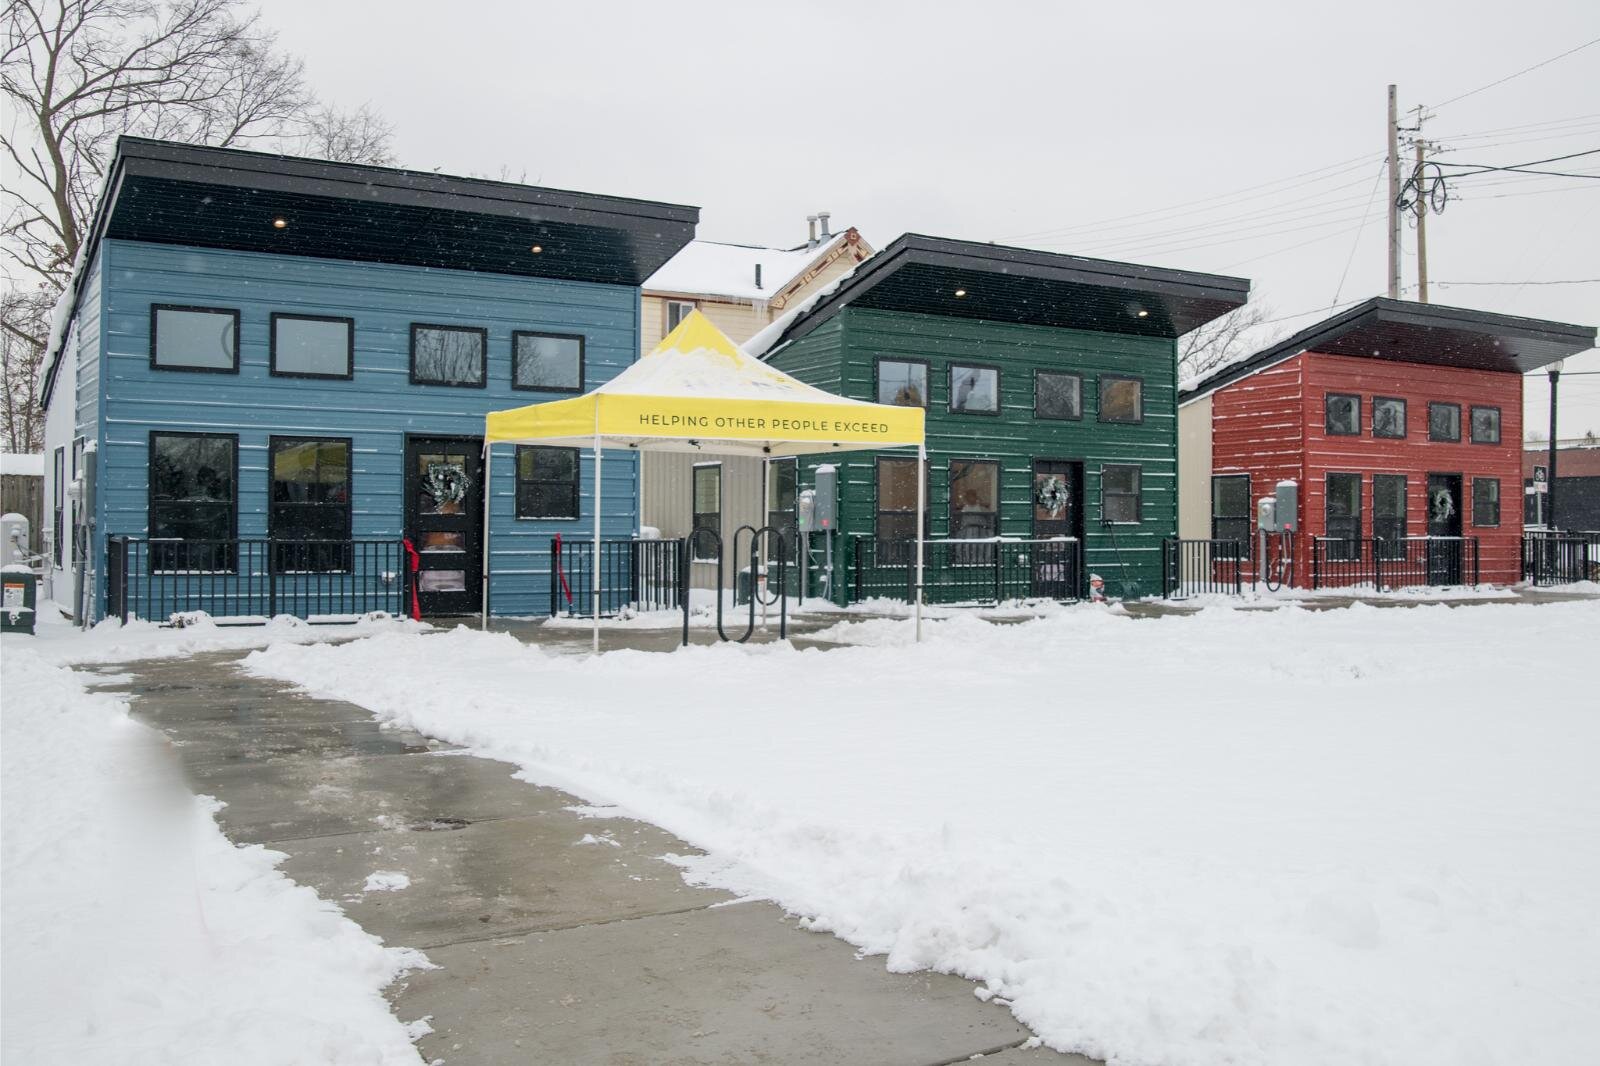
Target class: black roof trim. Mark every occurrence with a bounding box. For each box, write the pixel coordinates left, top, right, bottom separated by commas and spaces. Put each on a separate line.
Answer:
1179, 296, 1597, 402
764, 233, 1251, 351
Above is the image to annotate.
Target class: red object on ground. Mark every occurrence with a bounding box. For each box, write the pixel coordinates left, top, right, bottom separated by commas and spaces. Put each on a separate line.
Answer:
552, 534, 574, 606
401, 538, 422, 621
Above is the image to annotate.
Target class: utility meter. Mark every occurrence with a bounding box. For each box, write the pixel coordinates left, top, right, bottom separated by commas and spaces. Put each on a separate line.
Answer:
812, 465, 838, 531
1275, 480, 1298, 532
797, 489, 816, 534
1257, 496, 1280, 533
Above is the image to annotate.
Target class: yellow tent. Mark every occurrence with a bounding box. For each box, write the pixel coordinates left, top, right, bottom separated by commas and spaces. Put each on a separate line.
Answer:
482, 311, 928, 649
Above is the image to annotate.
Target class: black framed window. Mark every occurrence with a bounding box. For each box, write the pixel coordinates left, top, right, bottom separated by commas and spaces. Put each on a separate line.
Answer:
269, 437, 352, 572
949, 459, 999, 564
1100, 464, 1142, 524
666, 301, 695, 333
1324, 473, 1361, 560
876, 456, 927, 562
1472, 477, 1500, 527
52, 446, 64, 567
1211, 475, 1251, 548
692, 464, 721, 558
1373, 474, 1407, 558
270, 313, 353, 378
410, 324, 486, 386
949, 364, 999, 415
513, 332, 584, 393
70, 437, 83, 563
1324, 392, 1361, 436
1470, 405, 1501, 445
151, 305, 239, 372
1428, 402, 1461, 442
515, 446, 579, 519
149, 432, 237, 572
1098, 375, 1144, 424
877, 359, 929, 407
1373, 396, 1407, 439
1035, 370, 1082, 420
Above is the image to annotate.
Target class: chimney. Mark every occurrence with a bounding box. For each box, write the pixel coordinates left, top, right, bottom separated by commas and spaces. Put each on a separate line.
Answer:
806, 214, 818, 248
754, 262, 763, 290
818, 211, 832, 239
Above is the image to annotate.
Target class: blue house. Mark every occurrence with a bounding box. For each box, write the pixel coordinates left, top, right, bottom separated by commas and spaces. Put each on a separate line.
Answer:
39, 137, 697, 622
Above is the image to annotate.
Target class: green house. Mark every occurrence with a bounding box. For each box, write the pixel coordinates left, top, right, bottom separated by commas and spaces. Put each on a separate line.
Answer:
754, 235, 1249, 602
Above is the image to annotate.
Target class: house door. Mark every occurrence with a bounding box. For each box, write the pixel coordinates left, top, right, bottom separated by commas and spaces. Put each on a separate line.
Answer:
405, 436, 484, 615
1426, 473, 1463, 585
1031, 460, 1084, 598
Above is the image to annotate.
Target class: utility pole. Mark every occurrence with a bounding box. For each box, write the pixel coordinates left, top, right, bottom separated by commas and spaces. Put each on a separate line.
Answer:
1387, 85, 1401, 298
1414, 138, 1429, 303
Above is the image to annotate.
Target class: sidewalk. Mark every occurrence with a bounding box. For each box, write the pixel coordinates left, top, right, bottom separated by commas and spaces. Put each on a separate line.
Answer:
86, 650, 1092, 1065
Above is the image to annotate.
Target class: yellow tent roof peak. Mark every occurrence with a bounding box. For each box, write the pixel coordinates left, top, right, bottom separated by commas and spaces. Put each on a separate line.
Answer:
653, 308, 743, 364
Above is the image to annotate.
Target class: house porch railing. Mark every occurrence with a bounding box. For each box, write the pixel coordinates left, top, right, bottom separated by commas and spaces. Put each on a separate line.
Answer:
848, 536, 1083, 606
1521, 530, 1597, 586
1310, 536, 1480, 591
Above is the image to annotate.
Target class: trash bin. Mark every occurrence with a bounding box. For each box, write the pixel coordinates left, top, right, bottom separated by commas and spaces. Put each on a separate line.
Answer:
1, 564, 37, 635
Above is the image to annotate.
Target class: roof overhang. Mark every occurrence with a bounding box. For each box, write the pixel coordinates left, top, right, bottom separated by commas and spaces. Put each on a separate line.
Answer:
1180, 297, 1597, 403
765, 233, 1251, 351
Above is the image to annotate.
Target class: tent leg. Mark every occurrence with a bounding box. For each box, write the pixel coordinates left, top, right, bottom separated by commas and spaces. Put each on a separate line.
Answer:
915, 443, 926, 643
480, 443, 491, 631
761, 457, 770, 631
592, 432, 602, 655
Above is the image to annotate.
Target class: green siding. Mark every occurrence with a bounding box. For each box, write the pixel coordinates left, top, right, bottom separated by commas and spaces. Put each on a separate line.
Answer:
770, 307, 1178, 600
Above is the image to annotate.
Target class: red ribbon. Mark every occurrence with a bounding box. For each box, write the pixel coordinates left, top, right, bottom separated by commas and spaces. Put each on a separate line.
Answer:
552, 534, 573, 606
401, 537, 422, 621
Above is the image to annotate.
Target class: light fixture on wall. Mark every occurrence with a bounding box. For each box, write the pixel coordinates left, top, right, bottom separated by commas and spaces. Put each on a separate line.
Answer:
954, 288, 967, 298
1136, 308, 1149, 318
272, 217, 288, 229
529, 244, 544, 254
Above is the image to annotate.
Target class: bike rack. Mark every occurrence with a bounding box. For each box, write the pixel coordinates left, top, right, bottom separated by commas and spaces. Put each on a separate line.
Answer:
681, 526, 788, 646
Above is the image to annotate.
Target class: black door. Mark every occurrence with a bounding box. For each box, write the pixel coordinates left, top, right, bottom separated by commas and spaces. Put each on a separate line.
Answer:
1031, 460, 1084, 598
1426, 473, 1463, 585
405, 436, 484, 616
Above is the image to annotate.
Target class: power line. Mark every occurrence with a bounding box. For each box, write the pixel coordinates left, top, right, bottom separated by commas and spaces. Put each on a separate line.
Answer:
1436, 278, 1600, 286
1432, 37, 1600, 110
1059, 194, 1383, 258
1331, 161, 1390, 308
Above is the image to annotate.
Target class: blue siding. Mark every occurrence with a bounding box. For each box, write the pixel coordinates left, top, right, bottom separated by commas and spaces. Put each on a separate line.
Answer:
97, 239, 641, 618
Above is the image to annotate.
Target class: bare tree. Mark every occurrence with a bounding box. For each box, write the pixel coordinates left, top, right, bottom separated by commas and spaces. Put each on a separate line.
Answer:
1177, 303, 1276, 382
301, 102, 396, 165
0, 289, 50, 452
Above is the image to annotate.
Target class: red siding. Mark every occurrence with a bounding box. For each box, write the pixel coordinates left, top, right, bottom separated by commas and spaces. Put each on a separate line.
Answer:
1210, 351, 1524, 586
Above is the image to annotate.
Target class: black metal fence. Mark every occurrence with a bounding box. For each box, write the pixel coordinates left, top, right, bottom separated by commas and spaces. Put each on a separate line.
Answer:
1311, 536, 1480, 590
1522, 530, 1596, 586
1161, 538, 1247, 598
548, 537, 684, 617
848, 537, 1083, 606
106, 537, 405, 624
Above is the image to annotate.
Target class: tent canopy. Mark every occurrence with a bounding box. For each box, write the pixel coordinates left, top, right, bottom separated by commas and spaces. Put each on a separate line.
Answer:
484, 310, 923, 457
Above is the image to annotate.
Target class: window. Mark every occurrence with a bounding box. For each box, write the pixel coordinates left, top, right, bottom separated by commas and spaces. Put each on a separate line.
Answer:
410, 324, 486, 386
1428, 402, 1461, 442
1035, 370, 1082, 420
1324, 393, 1361, 436
149, 433, 236, 571
52, 446, 64, 568
70, 438, 83, 564
1373, 474, 1407, 558
876, 456, 927, 562
1472, 477, 1500, 527
1211, 475, 1251, 549
151, 305, 239, 372
691, 464, 721, 558
513, 332, 584, 393
949, 364, 999, 414
767, 458, 798, 550
269, 438, 352, 571
666, 301, 695, 333
1372, 396, 1407, 439
949, 459, 999, 563
1470, 405, 1501, 445
1098, 375, 1144, 424
515, 446, 579, 519
1324, 473, 1362, 561
270, 314, 353, 378
1100, 464, 1142, 524
877, 359, 929, 407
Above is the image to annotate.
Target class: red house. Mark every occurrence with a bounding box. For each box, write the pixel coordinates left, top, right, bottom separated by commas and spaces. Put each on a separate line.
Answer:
1178, 298, 1595, 589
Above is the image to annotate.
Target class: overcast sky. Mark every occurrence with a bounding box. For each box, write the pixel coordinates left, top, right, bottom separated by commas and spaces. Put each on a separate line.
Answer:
278, 1, 1594, 435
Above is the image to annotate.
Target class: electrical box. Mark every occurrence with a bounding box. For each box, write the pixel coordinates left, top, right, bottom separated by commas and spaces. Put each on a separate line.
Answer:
0, 512, 30, 568
1257, 496, 1280, 533
797, 489, 816, 534
812, 465, 838, 531
1274, 481, 1298, 532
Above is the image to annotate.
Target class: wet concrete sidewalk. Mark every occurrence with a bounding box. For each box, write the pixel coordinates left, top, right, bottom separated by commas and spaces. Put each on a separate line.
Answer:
84, 650, 1092, 1066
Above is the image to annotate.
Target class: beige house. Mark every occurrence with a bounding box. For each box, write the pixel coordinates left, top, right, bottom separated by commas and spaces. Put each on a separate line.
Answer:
640, 219, 873, 584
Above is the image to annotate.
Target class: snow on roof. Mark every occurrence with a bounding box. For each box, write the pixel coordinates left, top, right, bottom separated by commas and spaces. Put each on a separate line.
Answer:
1, 453, 45, 477
645, 234, 849, 303
744, 262, 864, 359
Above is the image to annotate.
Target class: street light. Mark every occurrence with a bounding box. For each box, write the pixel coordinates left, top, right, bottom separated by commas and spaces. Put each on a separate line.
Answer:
1547, 359, 1564, 530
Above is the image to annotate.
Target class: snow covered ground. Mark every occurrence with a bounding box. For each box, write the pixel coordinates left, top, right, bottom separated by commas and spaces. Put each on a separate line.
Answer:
246, 600, 1600, 1066
0, 648, 426, 1065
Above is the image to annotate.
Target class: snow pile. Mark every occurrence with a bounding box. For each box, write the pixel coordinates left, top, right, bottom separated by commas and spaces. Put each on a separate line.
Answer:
645, 238, 835, 302
0, 452, 45, 477
246, 603, 1600, 1066
0, 650, 426, 1065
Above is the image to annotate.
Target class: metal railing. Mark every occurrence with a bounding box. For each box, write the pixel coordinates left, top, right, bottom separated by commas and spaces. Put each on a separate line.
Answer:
1522, 530, 1596, 586
1161, 538, 1246, 598
548, 536, 684, 617
107, 537, 405, 624
849, 536, 1082, 606
1311, 536, 1480, 590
